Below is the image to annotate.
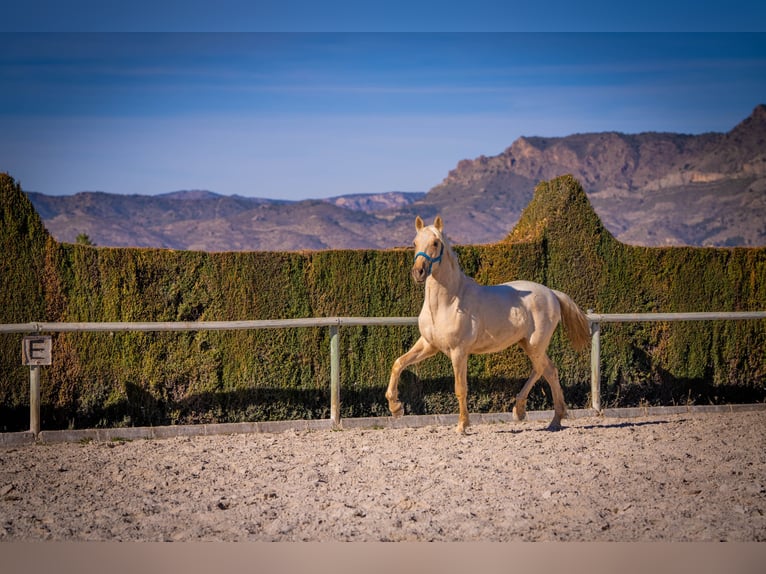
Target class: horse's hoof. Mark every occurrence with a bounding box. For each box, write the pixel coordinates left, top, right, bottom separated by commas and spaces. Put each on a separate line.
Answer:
547, 420, 563, 432
512, 405, 526, 422
389, 402, 404, 418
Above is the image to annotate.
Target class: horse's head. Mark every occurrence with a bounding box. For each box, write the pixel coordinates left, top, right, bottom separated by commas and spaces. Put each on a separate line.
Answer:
411, 215, 445, 283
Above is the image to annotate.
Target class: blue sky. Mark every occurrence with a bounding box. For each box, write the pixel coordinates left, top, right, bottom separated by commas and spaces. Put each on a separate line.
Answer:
2, 28, 766, 199
3, 1, 765, 33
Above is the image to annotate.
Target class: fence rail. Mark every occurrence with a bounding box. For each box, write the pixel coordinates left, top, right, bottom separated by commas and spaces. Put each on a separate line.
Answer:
0, 316, 419, 334
2, 311, 765, 435
586, 311, 766, 412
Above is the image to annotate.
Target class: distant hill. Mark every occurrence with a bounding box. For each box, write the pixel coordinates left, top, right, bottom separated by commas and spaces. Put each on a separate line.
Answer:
26, 190, 424, 251
27, 105, 766, 251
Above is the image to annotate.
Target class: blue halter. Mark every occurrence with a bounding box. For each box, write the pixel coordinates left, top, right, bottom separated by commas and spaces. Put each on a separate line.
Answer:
414, 241, 444, 277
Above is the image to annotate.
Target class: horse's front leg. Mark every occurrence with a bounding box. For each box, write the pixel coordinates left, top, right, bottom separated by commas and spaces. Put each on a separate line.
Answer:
386, 337, 437, 418
450, 350, 470, 434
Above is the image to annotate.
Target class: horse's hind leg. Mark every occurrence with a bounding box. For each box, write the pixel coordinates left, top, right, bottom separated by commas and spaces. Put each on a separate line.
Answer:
512, 367, 542, 422
542, 358, 568, 431
514, 342, 567, 430
513, 339, 545, 422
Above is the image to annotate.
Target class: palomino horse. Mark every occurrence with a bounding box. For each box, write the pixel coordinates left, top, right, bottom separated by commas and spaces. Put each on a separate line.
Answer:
386, 215, 590, 434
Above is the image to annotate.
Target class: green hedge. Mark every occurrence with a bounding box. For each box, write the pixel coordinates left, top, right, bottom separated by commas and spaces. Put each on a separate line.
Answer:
1, 174, 51, 428
1, 173, 764, 431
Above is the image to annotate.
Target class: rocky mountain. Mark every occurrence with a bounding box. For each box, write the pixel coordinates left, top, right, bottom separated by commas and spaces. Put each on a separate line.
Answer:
26, 105, 766, 251
426, 104, 766, 246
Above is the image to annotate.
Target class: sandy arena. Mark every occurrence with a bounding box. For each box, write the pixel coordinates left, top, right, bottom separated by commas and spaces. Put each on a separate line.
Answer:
1, 410, 765, 541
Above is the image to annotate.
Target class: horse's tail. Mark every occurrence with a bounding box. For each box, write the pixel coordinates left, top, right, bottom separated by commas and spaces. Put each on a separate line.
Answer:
552, 290, 591, 352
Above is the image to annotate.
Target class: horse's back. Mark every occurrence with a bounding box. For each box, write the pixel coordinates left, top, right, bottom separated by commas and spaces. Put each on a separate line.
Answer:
463, 279, 558, 318
500, 280, 558, 306
447, 279, 551, 353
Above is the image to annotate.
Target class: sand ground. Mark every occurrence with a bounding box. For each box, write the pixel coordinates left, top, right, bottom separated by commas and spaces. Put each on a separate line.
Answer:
1, 411, 765, 541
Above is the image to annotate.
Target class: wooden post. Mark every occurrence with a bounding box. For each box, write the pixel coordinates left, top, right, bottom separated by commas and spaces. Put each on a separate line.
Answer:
22, 336, 51, 437
590, 319, 601, 412
329, 325, 340, 428
30, 365, 41, 436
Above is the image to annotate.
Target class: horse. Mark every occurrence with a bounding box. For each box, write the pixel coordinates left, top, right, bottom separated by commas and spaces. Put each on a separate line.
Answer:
386, 215, 591, 434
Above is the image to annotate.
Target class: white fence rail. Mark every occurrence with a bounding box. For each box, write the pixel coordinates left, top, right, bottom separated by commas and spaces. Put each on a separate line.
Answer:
2, 312, 765, 435
586, 311, 766, 412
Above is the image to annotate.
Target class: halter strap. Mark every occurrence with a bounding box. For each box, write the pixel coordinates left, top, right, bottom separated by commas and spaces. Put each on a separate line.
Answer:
414, 241, 444, 277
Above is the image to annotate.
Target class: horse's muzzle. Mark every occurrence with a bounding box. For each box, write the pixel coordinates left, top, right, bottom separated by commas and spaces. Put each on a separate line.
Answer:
411, 265, 427, 283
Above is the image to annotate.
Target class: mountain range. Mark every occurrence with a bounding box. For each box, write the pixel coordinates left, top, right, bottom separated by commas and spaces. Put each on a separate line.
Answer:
27, 105, 766, 251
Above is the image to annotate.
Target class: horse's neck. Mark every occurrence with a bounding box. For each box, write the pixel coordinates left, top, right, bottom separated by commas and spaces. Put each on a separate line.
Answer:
426, 249, 466, 300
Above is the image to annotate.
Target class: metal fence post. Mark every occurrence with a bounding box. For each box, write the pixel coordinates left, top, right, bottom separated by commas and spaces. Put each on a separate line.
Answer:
30, 365, 41, 436
329, 325, 340, 428
590, 319, 601, 412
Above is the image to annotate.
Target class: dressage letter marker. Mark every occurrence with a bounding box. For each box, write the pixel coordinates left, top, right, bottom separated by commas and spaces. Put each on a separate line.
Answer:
22, 336, 52, 366
22, 336, 52, 436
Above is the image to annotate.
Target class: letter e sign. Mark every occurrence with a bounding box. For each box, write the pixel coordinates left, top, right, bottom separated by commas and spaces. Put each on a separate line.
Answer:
22, 336, 52, 366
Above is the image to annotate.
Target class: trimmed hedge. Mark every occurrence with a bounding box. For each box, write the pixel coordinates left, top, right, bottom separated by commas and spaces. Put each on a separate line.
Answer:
1, 173, 764, 431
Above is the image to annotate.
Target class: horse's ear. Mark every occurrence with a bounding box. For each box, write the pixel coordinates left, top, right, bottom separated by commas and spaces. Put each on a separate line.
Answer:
434, 216, 443, 232
415, 216, 424, 231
